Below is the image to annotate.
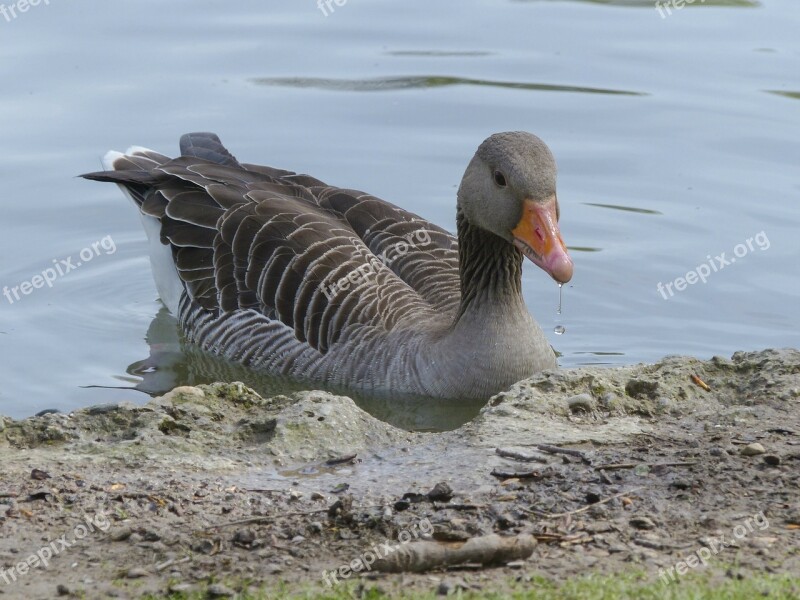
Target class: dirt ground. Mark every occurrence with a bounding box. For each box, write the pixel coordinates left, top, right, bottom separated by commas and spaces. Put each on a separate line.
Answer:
0, 348, 799, 599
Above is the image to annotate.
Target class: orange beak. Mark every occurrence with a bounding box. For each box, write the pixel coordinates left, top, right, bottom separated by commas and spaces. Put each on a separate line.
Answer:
511, 197, 573, 283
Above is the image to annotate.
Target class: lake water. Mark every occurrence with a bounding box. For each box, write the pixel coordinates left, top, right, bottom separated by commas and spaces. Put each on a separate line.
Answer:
0, 0, 798, 428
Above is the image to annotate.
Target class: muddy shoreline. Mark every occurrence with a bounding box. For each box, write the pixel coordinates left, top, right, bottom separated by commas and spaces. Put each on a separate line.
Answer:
1, 348, 798, 598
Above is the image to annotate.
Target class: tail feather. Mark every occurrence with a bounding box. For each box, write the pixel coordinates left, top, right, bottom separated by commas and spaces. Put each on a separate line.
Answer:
179, 132, 241, 168
81, 142, 191, 315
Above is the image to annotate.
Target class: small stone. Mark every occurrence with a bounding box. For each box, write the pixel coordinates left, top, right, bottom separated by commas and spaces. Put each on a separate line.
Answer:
56, 584, 70, 596
599, 393, 619, 410
263, 563, 283, 574
437, 581, 453, 596
142, 529, 161, 542
310, 492, 325, 501
191, 539, 216, 554
741, 443, 766, 456
233, 529, 256, 546
669, 479, 692, 490
126, 567, 149, 579
308, 521, 323, 534
207, 583, 235, 597
763, 455, 781, 466
585, 521, 614, 534
169, 583, 192, 593
629, 516, 657, 530
567, 393, 595, 414
30, 469, 51, 480
506, 560, 526, 569
110, 527, 134, 542
427, 482, 453, 502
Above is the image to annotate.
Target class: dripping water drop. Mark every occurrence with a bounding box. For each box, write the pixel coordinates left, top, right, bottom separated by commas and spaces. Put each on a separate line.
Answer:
557, 283, 563, 315
554, 283, 565, 335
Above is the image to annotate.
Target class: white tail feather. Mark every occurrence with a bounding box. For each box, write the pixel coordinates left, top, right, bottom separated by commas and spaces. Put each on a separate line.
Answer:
105, 148, 184, 315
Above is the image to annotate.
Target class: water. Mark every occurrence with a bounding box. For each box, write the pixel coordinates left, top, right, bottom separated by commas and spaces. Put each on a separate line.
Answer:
0, 0, 798, 427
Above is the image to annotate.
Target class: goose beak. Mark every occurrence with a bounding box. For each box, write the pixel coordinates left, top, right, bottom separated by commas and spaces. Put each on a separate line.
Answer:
511, 197, 573, 284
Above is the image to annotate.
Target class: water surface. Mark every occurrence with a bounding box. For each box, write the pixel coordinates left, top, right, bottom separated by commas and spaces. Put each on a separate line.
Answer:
0, 0, 798, 428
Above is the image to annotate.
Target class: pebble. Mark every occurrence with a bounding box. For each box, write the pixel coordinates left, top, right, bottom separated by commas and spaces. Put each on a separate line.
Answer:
763, 455, 781, 466
110, 527, 134, 542
142, 529, 161, 542
629, 516, 657, 530
599, 393, 619, 410
233, 529, 256, 546
308, 521, 323, 534
207, 583, 235, 597
126, 567, 149, 579
191, 539, 216, 554
567, 393, 595, 414
740, 443, 766, 456
427, 482, 454, 502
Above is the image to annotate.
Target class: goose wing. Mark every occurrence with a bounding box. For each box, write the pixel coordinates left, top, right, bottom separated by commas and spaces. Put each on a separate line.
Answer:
81, 134, 461, 352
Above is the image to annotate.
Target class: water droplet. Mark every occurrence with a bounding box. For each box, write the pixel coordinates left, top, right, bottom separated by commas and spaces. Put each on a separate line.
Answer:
557, 283, 563, 315
554, 325, 566, 335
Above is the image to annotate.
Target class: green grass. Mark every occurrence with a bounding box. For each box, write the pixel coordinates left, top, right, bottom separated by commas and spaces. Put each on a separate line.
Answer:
143, 571, 800, 599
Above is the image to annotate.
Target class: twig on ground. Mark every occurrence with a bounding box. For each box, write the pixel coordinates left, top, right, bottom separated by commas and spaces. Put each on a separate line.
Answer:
373, 534, 536, 573
593, 461, 697, 471
156, 556, 191, 572
495, 447, 549, 464
527, 488, 642, 519
532, 444, 592, 464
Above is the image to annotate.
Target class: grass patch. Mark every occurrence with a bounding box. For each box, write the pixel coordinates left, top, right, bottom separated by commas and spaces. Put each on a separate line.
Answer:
143, 570, 800, 599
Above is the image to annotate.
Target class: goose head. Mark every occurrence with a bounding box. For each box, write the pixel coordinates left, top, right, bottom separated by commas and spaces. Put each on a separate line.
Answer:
457, 132, 573, 284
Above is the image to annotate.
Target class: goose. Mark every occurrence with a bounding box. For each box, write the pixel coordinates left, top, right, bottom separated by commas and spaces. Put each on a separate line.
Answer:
82, 132, 573, 401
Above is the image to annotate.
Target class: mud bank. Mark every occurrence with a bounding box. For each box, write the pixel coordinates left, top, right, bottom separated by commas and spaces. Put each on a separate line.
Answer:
1, 349, 798, 598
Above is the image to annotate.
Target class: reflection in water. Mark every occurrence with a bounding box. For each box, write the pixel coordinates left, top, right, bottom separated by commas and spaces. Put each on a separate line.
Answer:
251, 76, 645, 96
583, 202, 663, 215
766, 90, 800, 100
384, 50, 494, 57
126, 308, 487, 433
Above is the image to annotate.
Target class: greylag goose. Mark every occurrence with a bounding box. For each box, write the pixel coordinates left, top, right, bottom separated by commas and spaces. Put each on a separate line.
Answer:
82, 132, 573, 400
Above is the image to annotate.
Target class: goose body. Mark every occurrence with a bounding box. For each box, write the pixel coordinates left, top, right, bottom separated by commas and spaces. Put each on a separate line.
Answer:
82, 132, 573, 400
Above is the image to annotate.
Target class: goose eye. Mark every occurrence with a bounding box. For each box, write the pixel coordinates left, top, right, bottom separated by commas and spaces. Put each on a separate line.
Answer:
493, 171, 507, 187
